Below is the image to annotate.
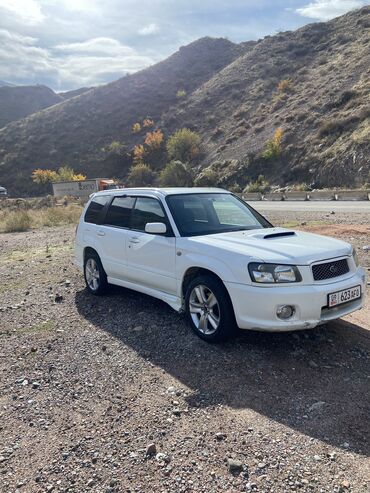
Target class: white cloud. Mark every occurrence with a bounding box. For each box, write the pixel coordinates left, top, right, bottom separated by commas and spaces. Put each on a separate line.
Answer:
0, 29, 153, 89
138, 23, 160, 35
0, 0, 45, 25
296, 0, 367, 21
55, 37, 136, 56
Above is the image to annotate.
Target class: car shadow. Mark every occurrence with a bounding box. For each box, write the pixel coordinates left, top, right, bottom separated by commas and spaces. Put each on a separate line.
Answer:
75, 286, 370, 456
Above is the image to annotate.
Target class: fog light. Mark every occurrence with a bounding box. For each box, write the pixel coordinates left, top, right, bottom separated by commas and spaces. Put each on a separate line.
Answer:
276, 305, 295, 320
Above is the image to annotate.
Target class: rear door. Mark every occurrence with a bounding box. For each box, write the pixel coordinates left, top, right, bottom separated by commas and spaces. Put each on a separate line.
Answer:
125, 196, 177, 295
98, 195, 135, 279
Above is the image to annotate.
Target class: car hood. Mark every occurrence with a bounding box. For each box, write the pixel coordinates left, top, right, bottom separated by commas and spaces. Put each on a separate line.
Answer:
189, 228, 352, 265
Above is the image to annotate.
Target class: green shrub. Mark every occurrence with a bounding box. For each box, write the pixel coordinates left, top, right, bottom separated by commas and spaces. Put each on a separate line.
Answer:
262, 128, 284, 160
166, 128, 201, 163
127, 163, 156, 186
4, 210, 31, 232
244, 175, 270, 193
176, 89, 187, 98
194, 169, 219, 187
159, 161, 193, 187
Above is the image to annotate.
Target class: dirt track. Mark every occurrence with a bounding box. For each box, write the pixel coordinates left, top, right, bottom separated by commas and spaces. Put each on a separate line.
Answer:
0, 210, 369, 493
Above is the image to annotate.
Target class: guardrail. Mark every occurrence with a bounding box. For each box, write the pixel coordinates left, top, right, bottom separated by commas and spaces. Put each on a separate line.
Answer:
241, 190, 370, 201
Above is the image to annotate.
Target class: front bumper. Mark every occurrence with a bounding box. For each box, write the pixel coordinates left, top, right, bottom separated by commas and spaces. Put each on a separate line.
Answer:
225, 268, 366, 332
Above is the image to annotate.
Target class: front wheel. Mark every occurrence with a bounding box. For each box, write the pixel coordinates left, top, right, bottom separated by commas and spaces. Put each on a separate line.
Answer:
185, 274, 236, 342
84, 252, 109, 295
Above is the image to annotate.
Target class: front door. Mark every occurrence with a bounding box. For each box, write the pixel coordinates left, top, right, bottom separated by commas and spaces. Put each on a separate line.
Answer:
125, 196, 176, 295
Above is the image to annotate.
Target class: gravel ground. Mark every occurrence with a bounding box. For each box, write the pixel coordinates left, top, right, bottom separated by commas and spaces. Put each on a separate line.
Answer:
0, 210, 369, 493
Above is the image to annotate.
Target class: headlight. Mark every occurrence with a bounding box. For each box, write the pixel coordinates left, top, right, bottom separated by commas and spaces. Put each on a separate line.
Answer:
248, 263, 302, 283
352, 248, 359, 267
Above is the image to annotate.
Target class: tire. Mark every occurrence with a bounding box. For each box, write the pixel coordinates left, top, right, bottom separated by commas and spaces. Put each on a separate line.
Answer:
185, 274, 236, 342
84, 251, 109, 295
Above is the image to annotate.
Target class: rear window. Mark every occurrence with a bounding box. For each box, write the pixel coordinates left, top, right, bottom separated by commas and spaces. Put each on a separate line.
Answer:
104, 196, 135, 228
84, 195, 110, 224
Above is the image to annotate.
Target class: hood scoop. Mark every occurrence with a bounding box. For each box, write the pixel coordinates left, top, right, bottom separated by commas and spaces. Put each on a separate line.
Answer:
263, 231, 296, 239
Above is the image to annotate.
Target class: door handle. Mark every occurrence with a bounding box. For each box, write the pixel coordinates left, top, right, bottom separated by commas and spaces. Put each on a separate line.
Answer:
129, 237, 140, 244
97, 230, 106, 237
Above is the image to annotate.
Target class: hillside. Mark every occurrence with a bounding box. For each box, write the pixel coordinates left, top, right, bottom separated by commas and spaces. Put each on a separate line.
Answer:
0, 85, 63, 129
0, 38, 244, 195
159, 6, 370, 189
0, 7, 369, 196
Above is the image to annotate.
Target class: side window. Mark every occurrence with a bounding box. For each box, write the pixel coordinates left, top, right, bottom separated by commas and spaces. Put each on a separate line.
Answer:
131, 197, 166, 232
104, 196, 135, 228
84, 195, 109, 224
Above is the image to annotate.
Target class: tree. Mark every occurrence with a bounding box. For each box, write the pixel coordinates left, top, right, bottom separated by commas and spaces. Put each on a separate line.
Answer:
166, 128, 201, 163
132, 122, 141, 133
32, 166, 86, 184
159, 161, 193, 187
133, 144, 145, 164
127, 163, 156, 186
262, 128, 284, 159
144, 130, 164, 150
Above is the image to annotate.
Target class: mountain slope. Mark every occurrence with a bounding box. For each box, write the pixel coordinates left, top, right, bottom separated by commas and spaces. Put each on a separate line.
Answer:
0, 7, 369, 196
159, 6, 370, 188
0, 38, 244, 195
0, 85, 63, 129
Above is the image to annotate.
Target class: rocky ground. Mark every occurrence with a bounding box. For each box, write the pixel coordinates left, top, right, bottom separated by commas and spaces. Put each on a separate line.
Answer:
0, 210, 369, 493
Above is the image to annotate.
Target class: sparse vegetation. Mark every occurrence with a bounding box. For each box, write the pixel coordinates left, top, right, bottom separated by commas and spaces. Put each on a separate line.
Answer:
262, 128, 284, 159
3, 210, 31, 232
133, 144, 146, 164
194, 169, 219, 187
166, 129, 201, 163
143, 118, 154, 128
32, 166, 86, 184
159, 161, 193, 187
132, 122, 141, 133
244, 175, 270, 193
127, 163, 156, 186
105, 140, 126, 155
0, 201, 83, 232
277, 78, 293, 93
176, 90, 187, 98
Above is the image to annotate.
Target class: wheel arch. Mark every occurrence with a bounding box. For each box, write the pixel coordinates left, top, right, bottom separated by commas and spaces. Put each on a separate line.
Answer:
181, 267, 228, 301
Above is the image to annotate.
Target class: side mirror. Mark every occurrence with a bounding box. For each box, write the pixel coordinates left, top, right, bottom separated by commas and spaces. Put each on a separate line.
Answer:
145, 222, 167, 234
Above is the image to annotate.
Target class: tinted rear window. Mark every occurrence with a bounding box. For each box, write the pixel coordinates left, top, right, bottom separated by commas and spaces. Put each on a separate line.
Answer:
84, 195, 110, 223
104, 196, 135, 228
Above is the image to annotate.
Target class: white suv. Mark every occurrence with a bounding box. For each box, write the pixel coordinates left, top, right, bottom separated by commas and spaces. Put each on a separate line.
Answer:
75, 188, 365, 342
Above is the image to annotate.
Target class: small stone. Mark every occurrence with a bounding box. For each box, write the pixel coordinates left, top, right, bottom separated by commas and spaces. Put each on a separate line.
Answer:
328, 451, 337, 461
309, 360, 318, 368
172, 408, 181, 417
313, 455, 321, 461
32, 381, 41, 389
54, 293, 63, 303
227, 458, 243, 475
340, 480, 350, 489
215, 432, 226, 441
65, 280, 71, 287
156, 452, 170, 464
257, 462, 266, 469
308, 401, 326, 412
146, 443, 157, 457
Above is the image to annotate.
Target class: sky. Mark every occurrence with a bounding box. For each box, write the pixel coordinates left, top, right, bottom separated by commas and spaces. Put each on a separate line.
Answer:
0, 0, 368, 91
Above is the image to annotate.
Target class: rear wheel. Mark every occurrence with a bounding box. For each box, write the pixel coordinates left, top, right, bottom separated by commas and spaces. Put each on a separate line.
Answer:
185, 274, 236, 342
84, 252, 109, 295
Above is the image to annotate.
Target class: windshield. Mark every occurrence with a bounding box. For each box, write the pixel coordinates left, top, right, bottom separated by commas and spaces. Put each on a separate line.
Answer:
166, 193, 272, 237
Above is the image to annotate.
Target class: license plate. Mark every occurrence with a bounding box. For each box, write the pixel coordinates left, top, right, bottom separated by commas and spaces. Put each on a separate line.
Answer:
328, 285, 361, 308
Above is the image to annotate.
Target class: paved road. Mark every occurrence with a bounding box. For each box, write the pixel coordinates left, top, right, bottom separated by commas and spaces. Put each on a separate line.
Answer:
251, 200, 370, 213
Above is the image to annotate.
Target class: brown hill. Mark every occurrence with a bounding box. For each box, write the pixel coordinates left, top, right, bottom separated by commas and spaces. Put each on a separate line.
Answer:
0, 7, 369, 196
0, 38, 243, 195
159, 6, 370, 189
0, 85, 63, 129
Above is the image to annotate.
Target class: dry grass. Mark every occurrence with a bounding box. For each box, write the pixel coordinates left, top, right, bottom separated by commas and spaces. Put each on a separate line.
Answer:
0, 203, 83, 233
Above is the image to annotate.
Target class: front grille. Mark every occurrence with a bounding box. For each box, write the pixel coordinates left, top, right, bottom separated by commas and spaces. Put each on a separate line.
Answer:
312, 258, 349, 281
